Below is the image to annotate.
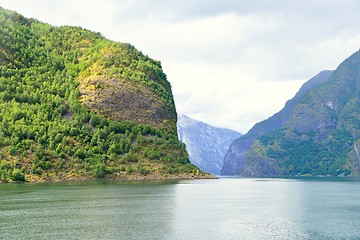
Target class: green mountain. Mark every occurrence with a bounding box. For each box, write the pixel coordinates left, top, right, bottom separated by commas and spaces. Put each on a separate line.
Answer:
240, 50, 360, 177
0, 7, 206, 182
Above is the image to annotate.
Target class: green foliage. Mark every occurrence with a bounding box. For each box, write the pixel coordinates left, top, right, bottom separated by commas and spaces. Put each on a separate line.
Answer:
123, 153, 139, 163
257, 127, 356, 176
125, 165, 133, 174
92, 162, 106, 178
11, 168, 25, 181
0, 8, 198, 182
138, 165, 150, 175
0, 160, 11, 181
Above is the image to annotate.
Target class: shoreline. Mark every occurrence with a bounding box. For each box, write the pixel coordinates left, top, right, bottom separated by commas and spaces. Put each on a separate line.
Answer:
4, 174, 360, 184
0, 173, 218, 184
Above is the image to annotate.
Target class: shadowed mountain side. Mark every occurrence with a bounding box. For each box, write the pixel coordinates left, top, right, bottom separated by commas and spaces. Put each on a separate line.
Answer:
221, 70, 333, 175
241, 50, 360, 177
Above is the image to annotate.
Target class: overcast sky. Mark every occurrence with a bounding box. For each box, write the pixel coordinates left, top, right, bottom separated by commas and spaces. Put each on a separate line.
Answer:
1, 0, 360, 133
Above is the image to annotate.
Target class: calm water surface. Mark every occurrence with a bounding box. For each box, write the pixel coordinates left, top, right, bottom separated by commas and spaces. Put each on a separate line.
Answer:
1, 178, 360, 240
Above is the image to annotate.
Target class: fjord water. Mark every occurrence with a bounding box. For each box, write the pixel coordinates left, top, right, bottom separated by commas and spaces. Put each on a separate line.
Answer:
1, 178, 360, 240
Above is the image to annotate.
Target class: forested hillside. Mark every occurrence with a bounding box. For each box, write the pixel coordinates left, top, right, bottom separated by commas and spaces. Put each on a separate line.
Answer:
0, 7, 204, 182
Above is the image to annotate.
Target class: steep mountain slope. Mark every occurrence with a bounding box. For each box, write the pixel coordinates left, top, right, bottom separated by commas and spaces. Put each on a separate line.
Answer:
222, 70, 333, 175
177, 115, 242, 175
240, 50, 360, 176
0, 7, 205, 182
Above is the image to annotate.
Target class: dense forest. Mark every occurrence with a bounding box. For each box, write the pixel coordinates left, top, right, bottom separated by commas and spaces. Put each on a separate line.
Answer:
0, 7, 204, 182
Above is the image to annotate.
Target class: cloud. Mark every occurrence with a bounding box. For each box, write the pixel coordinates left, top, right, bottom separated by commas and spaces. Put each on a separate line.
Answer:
1, 0, 360, 133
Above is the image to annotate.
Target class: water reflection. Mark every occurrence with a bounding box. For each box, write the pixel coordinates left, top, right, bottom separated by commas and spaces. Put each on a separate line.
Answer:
300, 181, 360, 239
1, 178, 360, 240
0, 181, 178, 240
170, 179, 309, 240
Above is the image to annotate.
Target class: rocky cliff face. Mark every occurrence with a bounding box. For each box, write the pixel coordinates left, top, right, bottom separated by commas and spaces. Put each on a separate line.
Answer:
177, 115, 242, 175
230, 50, 360, 177
221, 70, 333, 175
77, 43, 177, 133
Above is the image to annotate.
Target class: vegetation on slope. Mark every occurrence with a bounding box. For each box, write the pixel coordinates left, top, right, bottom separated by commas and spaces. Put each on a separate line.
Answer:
221, 70, 333, 175
243, 50, 360, 177
0, 7, 204, 182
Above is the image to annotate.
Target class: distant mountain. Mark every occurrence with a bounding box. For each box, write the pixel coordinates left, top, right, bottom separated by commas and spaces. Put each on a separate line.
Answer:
224, 49, 360, 177
177, 115, 242, 175
221, 70, 333, 175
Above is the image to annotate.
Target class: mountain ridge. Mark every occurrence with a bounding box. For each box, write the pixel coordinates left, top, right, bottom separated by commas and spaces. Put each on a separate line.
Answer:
177, 114, 242, 175
225, 49, 360, 177
222, 70, 334, 175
